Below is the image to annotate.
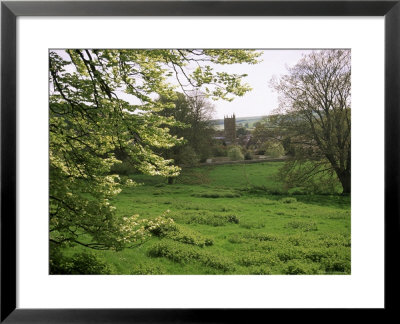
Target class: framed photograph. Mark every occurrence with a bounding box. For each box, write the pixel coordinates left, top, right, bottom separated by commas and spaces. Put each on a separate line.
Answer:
1, 0, 398, 322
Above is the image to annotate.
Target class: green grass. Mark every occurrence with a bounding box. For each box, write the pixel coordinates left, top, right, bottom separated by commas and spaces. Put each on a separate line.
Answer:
60, 162, 351, 275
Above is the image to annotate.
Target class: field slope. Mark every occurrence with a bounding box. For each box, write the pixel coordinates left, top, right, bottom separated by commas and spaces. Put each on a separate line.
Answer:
62, 162, 351, 275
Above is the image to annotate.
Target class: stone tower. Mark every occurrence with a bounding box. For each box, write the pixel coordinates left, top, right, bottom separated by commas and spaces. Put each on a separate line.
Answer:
224, 114, 236, 144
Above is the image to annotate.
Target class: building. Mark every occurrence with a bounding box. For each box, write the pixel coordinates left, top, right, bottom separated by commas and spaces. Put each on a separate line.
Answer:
224, 114, 236, 144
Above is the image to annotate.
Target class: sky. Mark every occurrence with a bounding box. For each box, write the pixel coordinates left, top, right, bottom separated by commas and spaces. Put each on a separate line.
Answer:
210, 50, 313, 119
52, 49, 313, 119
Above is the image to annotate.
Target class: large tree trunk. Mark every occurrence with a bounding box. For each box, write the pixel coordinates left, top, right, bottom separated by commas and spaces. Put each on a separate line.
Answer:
337, 169, 351, 194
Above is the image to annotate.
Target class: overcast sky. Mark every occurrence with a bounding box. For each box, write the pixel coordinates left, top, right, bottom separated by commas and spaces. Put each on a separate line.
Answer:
211, 49, 313, 119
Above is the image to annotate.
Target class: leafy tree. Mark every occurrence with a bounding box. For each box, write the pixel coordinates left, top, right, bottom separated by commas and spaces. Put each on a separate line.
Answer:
250, 117, 273, 149
49, 49, 261, 254
271, 50, 351, 194
236, 127, 250, 137
157, 91, 215, 170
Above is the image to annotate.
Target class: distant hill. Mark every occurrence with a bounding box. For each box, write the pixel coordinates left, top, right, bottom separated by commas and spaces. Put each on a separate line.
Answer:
211, 115, 267, 130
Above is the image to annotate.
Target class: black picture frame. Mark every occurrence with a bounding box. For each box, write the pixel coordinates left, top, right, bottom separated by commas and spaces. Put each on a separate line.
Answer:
1, 0, 399, 322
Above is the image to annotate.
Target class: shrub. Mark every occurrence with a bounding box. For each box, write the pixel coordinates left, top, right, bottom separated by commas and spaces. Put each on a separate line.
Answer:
286, 220, 318, 232
147, 241, 235, 272
130, 263, 166, 275
212, 145, 228, 157
237, 251, 278, 267
228, 234, 247, 244
228, 233, 276, 245
318, 234, 350, 247
175, 145, 199, 167
248, 266, 272, 275
226, 214, 240, 224
50, 249, 113, 275
304, 249, 328, 263
263, 142, 285, 158
149, 223, 214, 247
323, 259, 350, 274
244, 152, 253, 160
185, 213, 240, 226
227, 146, 244, 161
283, 260, 320, 275
275, 247, 304, 262
244, 232, 277, 241
280, 197, 297, 204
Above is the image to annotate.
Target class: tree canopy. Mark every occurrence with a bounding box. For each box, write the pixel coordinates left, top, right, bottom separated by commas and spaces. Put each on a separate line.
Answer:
49, 49, 261, 251
157, 91, 215, 168
270, 50, 351, 194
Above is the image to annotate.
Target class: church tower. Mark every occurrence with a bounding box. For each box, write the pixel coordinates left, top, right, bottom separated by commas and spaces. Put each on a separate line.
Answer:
224, 114, 236, 144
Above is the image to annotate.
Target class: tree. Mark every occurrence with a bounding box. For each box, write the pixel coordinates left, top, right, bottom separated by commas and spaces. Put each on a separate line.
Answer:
271, 50, 351, 194
49, 49, 261, 254
157, 91, 215, 169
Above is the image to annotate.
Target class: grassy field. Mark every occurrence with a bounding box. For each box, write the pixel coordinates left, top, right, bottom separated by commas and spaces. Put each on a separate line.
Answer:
62, 162, 351, 275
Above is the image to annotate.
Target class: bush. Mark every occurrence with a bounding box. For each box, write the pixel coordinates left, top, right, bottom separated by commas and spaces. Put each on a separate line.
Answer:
175, 145, 199, 167
50, 249, 113, 274
280, 197, 297, 204
244, 152, 253, 160
149, 222, 214, 247
248, 266, 272, 275
212, 145, 228, 157
264, 142, 285, 158
323, 259, 350, 274
147, 241, 235, 272
227, 146, 244, 161
286, 220, 318, 232
191, 191, 241, 198
237, 251, 278, 267
179, 213, 240, 226
275, 247, 304, 262
283, 260, 320, 275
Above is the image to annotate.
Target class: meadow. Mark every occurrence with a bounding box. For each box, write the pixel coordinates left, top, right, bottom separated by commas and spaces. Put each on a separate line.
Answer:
62, 162, 351, 275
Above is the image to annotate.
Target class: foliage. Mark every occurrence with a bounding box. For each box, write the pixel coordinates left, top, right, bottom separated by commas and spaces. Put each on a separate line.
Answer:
244, 152, 253, 160
263, 142, 285, 158
49, 49, 261, 253
283, 260, 320, 275
270, 50, 351, 193
278, 159, 342, 194
280, 197, 297, 204
50, 248, 114, 274
110, 160, 138, 175
212, 145, 228, 157
227, 146, 244, 161
285, 220, 318, 232
149, 222, 214, 247
147, 241, 236, 272
171, 210, 240, 227
156, 91, 215, 167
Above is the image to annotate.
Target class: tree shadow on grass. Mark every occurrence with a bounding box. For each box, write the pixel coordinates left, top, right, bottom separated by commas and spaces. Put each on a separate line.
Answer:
293, 194, 350, 209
